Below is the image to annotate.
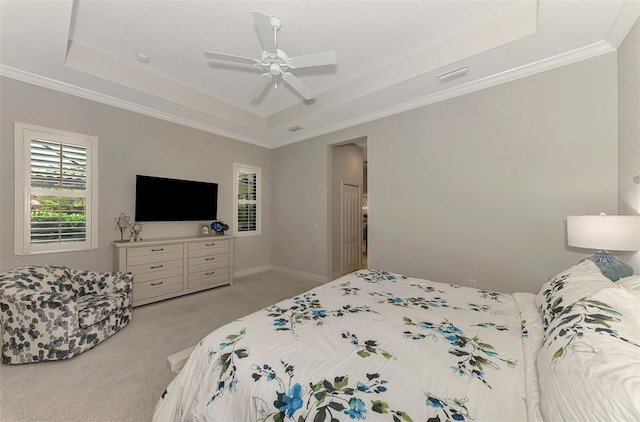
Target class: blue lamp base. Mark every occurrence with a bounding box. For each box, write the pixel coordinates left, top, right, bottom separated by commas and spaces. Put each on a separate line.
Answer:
582, 250, 633, 282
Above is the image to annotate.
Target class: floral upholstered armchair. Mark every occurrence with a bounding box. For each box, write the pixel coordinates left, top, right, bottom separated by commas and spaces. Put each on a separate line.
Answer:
0, 265, 132, 364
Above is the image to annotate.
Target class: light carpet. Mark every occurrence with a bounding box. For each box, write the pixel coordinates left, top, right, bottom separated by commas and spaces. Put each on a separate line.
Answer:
0, 270, 321, 422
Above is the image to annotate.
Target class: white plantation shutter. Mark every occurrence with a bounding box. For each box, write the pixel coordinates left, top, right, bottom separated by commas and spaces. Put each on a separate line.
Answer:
30, 139, 88, 244
233, 164, 261, 236
15, 123, 98, 255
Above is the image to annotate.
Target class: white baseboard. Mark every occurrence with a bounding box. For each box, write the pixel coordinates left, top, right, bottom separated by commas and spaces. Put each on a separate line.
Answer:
234, 265, 273, 278
234, 264, 330, 284
270, 265, 331, 284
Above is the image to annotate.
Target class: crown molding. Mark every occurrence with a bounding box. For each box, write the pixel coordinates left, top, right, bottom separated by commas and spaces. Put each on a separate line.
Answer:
271, 41, 616, 148
0, 65, 271, 149
1, 39, 616, 150
605, 1, 640, 48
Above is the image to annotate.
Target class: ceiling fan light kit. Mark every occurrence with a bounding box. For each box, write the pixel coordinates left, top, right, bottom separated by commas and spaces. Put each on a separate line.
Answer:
204, 11, 337, 101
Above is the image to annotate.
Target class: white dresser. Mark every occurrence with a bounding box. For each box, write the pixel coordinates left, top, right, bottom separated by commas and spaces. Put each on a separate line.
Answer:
113, 235, 234, 306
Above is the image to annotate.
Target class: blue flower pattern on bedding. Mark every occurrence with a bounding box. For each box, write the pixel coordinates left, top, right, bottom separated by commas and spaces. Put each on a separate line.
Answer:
355, 269, 407, 283
205, 328, 249, 404
425, 393, 471, 422
370, 290, 462, 311
266, 292, 377, 337
250, 357, 408, 421
403, 317, 517, 388
156, 269, 537, 421
334, 281, 361, 296
341, 331, 396, 360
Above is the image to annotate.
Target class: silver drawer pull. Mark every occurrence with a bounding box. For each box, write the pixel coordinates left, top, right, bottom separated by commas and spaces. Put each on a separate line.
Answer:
150, 281, 164, 286
151, 248, 164, 252
150, 264, 164, 269
205, 243, 216, 246
205, 257, 215, 261
205, 271, 215, 276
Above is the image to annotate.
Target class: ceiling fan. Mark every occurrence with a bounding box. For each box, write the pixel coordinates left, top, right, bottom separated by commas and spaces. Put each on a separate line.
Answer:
204, 11, 337, 101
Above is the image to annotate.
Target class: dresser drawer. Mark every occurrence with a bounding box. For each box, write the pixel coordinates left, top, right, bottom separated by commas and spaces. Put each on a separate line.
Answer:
189, 267, 229, 282
127, 252, 183, 267
188, 270, 230, 290
189, 253, 229, 267
189, 239, 229, 251
127, 243, 183, 258
189, 246, 228, 258
133, 275, 183, 303
130, 266, 183, 284
189, 259, 228, 274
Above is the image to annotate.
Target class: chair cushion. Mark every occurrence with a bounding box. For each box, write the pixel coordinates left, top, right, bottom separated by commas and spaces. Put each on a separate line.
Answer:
0, 265, 73, 293
77, 293, 129, 328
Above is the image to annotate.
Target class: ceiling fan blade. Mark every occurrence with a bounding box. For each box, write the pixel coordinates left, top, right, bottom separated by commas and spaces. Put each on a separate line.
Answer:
252, 11, 277, 53
288, 51, 337, 69
282, 72, 314, 100
250, 74, 273, 99
204, 51, 260, 66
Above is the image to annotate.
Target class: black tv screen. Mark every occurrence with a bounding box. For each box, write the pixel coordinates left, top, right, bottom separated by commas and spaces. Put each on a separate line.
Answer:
135, 175, 218, 222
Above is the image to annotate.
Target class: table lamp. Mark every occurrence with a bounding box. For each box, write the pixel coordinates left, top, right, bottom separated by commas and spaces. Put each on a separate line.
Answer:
567, 214, 640, 281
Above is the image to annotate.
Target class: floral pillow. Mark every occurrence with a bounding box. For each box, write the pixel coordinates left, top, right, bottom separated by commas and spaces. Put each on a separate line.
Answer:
537, 286, 640, 421
535, 260, 613, 330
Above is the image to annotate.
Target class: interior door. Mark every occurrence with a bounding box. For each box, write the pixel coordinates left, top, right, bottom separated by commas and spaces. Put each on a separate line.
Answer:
342, 182, 361, 275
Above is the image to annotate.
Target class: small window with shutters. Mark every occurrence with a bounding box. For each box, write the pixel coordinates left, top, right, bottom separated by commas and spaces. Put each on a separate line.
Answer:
14, 123, 98, 255
233, 163, 261, 237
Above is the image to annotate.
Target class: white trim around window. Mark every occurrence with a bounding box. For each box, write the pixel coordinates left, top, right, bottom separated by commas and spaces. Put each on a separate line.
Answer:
233, 163, 261, 237
14, 122, 99, 255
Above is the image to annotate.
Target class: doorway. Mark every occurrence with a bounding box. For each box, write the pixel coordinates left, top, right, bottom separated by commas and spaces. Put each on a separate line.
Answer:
341, 182, 361, 275
331, 139, 367, 278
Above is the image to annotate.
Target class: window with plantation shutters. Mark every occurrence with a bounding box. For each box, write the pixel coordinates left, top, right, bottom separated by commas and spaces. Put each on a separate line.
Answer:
233, 163, 261, 237
15, 123, 98, 255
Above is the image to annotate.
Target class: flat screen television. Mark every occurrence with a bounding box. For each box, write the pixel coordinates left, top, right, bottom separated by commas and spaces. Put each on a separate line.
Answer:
135, 175, 218, 222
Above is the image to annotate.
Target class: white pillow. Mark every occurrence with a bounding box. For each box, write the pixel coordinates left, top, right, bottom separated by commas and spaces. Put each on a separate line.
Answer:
537, 286, 640, 421
618, 275, 640, 290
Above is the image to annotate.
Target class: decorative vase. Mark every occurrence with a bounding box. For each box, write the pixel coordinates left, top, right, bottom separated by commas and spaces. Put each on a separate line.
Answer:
211, 221, 228, 235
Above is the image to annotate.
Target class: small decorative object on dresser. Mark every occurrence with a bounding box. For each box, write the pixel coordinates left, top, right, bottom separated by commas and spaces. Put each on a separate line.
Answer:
211, 220, 229, 235
114, 212, 131, 242
200, 224, 210, 236
130, 222, 144, 242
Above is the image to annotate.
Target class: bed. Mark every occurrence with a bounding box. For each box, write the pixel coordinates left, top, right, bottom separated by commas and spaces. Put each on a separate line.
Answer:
153, 261, 640, 421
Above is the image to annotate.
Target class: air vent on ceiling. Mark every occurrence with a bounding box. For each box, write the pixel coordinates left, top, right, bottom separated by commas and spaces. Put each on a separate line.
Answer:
288, 125, 303, 132
437, 66, 469, 83
135, 52, 150, 64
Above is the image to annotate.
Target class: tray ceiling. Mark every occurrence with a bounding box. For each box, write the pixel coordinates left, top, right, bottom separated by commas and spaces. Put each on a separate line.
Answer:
1, 1, 638, 148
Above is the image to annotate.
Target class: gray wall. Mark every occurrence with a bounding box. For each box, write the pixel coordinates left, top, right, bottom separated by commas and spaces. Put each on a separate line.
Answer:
1, 44, 630, 294
272, 53, 619, 293
618, 17, 640, 270
270, 138, 331, 277
0, 77, 272, 273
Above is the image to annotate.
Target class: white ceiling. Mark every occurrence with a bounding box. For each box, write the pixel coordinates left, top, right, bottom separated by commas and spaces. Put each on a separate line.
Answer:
1, 1, 638, 148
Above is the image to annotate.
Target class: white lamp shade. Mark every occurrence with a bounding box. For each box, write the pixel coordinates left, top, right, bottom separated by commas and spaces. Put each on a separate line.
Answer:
567, 215, 640, 251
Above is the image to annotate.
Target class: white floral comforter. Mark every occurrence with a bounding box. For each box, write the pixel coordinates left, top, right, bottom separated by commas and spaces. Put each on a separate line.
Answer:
154, 269, 544, 422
